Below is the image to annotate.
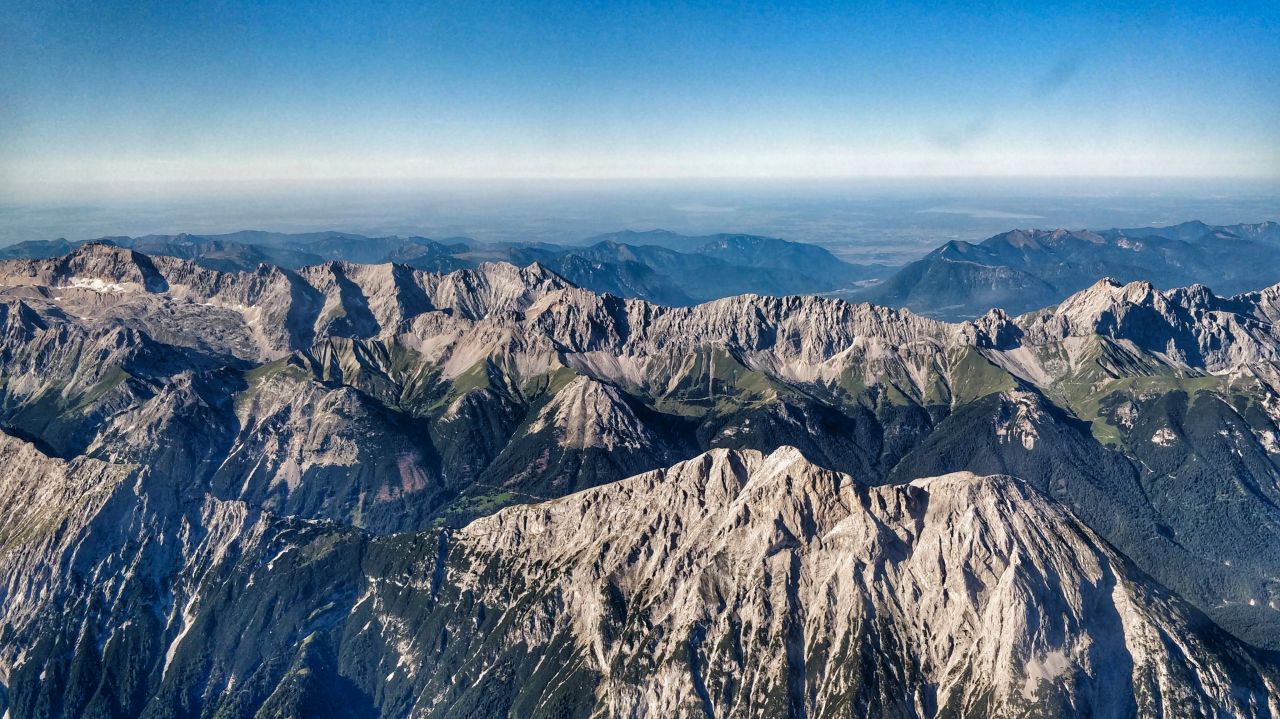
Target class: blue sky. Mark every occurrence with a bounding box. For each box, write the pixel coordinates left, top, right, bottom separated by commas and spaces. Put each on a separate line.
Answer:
1, 0, 1277, 189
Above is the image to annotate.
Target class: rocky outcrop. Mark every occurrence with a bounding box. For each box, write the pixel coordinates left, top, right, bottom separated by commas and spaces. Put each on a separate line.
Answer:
436, 447, 1280, 717
2, 438, 1275, 718
2, 246, 1280, 719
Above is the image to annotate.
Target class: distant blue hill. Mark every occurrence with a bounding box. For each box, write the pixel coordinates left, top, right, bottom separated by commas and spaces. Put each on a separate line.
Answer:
851, 220, 1280, 319
0, 229, 886, 306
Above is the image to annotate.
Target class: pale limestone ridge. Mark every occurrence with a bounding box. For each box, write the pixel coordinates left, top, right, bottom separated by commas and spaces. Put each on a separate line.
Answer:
448, 446, 1279, 717
525, 375, 656, 451
4, 247, 1278, 389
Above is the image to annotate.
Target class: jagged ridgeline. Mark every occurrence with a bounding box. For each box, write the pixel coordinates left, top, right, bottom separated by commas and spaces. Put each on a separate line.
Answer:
2, 243, 1280, 717
0, 229, 887, 308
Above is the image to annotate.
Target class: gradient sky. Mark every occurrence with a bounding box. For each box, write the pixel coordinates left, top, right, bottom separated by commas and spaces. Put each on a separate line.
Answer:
1, 0, 1277, 191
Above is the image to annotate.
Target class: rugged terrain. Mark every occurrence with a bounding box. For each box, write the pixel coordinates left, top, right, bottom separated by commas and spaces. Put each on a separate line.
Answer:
0, 229, 881, 307
2, 243, 1280, 716
6, 441, 1277, 717
9, 221, 1277, 320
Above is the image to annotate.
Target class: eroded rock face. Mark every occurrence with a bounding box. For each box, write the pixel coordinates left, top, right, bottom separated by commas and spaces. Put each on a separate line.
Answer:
427, 447, 1278, 718
8, 244, 1280, 386
2, 247, 1280, 716
1, 440, 1275, 718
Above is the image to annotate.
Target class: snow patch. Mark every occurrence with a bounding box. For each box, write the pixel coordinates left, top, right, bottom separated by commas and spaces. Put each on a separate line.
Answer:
67, 277, 132, 294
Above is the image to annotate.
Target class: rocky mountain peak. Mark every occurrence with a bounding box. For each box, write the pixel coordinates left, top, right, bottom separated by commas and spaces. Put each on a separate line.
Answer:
453, 446, 1280, 717
998, 277, 1280, 372
526, 375, 656, 451
1053, 277, 1159, 318
421, 261, 571, 319
34, 242, 170, 293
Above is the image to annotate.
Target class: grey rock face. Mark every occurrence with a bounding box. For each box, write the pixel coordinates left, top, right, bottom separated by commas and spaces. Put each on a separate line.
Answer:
0, 440, 1275, 717
433, 447, 1279, 718
2, 245, 1280, 716
0, 228, 885, 307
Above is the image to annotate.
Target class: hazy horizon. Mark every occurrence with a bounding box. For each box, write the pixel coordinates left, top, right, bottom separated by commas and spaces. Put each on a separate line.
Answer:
4, 176, 1277, 264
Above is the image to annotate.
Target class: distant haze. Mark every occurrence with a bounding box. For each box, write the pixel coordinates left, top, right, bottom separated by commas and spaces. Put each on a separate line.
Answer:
1, 177, 1276, 264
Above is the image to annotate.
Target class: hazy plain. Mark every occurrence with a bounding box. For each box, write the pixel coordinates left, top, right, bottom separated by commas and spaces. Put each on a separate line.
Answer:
2, 177, 1276, 264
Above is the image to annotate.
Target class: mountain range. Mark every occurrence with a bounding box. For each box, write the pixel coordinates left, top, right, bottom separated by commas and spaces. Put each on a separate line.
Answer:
0, 229, 883, 307
2, 242, 1280, 716
853, 220, 1280, 319
6, 220, 1278, 321
5, 218, 1274, 318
